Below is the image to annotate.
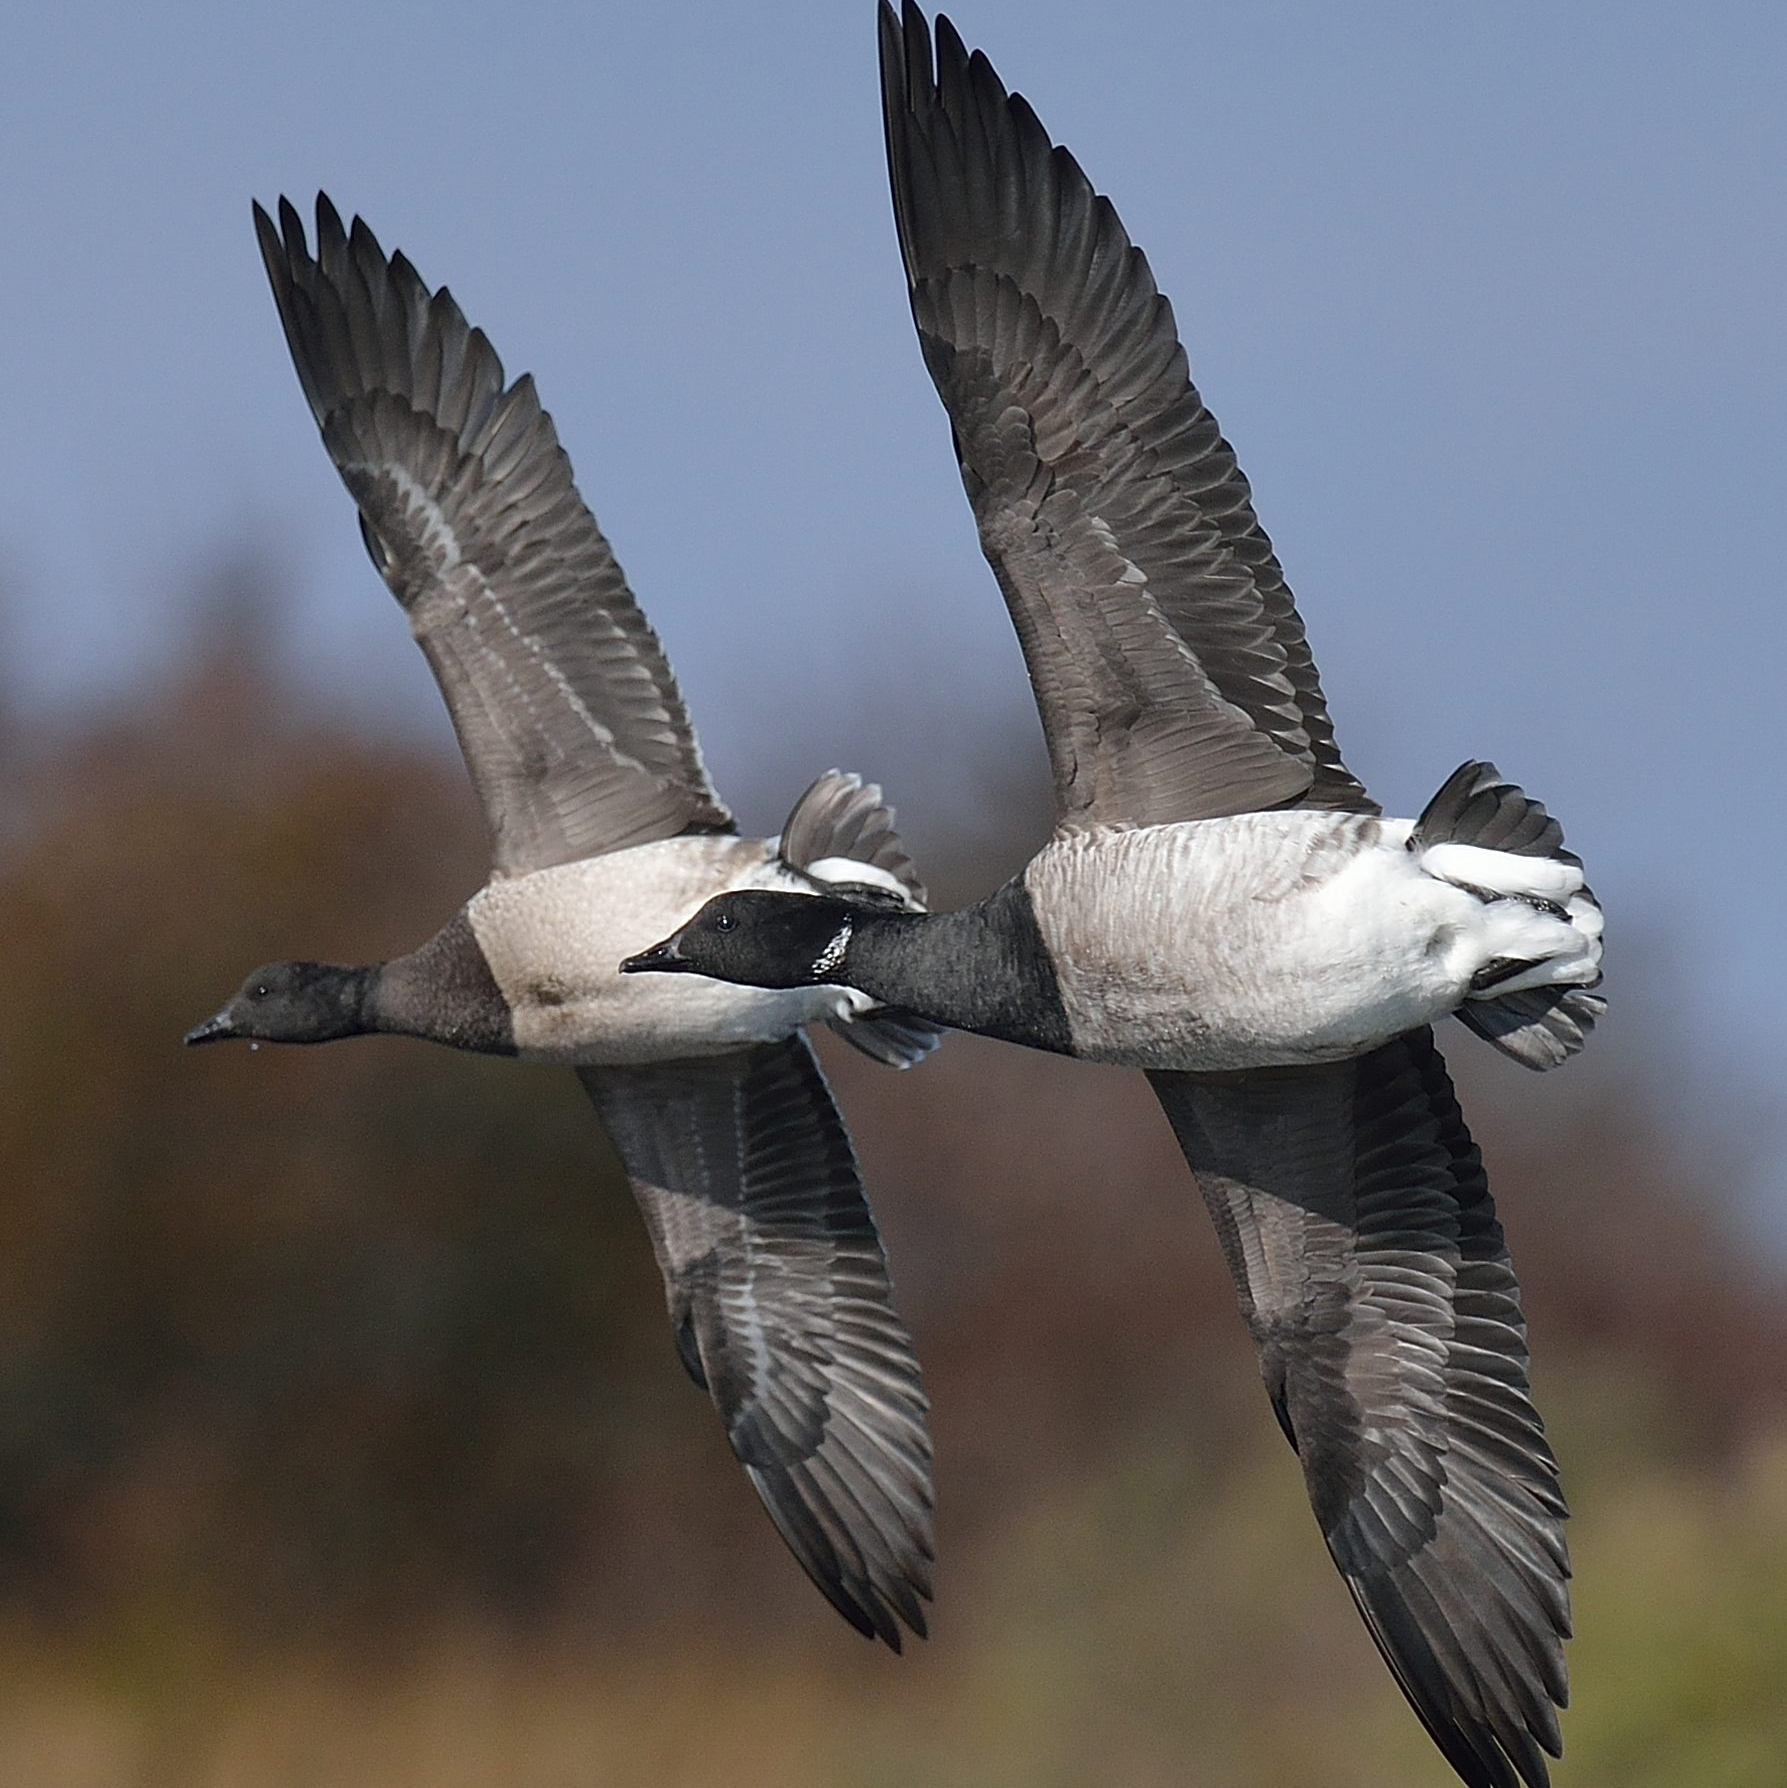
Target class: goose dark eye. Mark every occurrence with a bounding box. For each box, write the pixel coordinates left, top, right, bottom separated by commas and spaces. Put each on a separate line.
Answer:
714, 912, 735, 933
253, 984, 270, 999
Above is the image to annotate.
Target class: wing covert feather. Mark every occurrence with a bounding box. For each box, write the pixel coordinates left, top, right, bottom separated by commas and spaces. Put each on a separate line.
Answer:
256, 195, 731, 872
580, 1038, 934, 1648
1151, 1033, 1569, 1788
880, 4, 1374, 826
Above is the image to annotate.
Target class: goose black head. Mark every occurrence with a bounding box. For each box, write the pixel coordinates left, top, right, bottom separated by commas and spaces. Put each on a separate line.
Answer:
621, 891, 863, 990
184, 960, 372, 1046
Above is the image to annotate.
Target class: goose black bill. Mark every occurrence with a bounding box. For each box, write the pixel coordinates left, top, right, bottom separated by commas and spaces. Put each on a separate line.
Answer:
619, 937, 692, 975
183, 1009, 237, 1046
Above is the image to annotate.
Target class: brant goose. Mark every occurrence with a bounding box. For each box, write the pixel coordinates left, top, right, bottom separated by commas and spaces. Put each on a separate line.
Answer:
186, 196, 936, 1648
627, 8, 1603, 1776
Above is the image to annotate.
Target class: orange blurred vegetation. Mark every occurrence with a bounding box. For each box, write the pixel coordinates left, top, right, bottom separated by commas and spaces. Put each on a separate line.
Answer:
1, 563, 1784, 1785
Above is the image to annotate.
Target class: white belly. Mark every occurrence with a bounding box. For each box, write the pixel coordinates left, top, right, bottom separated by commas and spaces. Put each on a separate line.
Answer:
467, 837, 865, 1065
1027, 815, 1492, 1070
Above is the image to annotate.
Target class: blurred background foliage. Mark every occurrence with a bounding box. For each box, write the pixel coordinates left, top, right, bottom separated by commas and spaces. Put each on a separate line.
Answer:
1, 553, 1784, 1787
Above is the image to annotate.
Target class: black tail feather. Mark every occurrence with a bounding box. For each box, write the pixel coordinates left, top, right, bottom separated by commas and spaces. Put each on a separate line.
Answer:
1419, 763, 1603, 1071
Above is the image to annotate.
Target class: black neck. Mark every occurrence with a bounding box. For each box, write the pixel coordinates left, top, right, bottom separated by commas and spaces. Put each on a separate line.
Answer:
843, 880, 1072, 1055
335, 964, 378, 1030
370, 913, 516, 1055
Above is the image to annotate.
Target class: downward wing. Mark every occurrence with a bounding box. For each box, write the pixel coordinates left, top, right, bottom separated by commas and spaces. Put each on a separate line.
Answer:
256, 195, 732, 874
880, 3, 1375, 829
1151, 1032, 1569, 1788
580, 1038, 934, 1648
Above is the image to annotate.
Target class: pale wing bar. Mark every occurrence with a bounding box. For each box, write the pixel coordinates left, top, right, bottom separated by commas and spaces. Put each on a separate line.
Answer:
1151, 1033, 1569, 1788
256, 195, 731, 873
579, 1039, 935, 1649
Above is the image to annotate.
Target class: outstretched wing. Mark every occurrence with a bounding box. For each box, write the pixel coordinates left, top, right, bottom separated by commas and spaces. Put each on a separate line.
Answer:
256, 194, 732, 874
880, 3, 1374, 829
579, 1038, 934, 1648
1151, 1032, 1569, 1788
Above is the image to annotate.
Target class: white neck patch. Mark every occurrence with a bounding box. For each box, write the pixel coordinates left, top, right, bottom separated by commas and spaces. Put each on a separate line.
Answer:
812, 918, 853, 981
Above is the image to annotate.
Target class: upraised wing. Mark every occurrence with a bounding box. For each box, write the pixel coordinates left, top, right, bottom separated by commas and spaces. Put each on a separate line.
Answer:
1151, 1032, 1570, 1788
256, 194, 732, 874
580, 1038, 934, 1648
880, 3, 1375, 830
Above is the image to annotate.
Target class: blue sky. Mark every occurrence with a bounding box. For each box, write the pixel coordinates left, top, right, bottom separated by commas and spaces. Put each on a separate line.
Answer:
4, 2, 1784, 1218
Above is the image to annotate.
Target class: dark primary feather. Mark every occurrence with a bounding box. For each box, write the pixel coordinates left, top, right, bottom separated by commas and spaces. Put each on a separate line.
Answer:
878, 3, 1375, 830
254, 194, 732, 875
1151, 1032, 1570, 1788
580, 1038, 935, 1648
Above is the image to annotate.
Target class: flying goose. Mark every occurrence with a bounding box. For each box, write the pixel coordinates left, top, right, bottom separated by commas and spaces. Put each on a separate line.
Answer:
184, 195, 937, 1649
625, 7, 1605, 1779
